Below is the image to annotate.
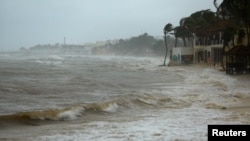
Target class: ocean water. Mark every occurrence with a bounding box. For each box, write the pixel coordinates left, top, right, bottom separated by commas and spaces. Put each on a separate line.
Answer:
0, 51, 249, 141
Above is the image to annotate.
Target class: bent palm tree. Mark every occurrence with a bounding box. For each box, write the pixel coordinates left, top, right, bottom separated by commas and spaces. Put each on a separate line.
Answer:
163, 23, 173, 66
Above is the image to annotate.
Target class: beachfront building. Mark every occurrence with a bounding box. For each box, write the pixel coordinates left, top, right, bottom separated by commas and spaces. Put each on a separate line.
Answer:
193, 32, 223, 65
171, 47, 193, 64
169, 0, 250, 74
170, 37, 223, 65
168, 9, 225, 65
192, 28, 250, 74
224, 28, 250, 74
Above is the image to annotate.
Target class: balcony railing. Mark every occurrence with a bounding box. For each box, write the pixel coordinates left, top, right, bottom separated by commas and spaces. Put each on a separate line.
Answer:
195, 40, 223, 48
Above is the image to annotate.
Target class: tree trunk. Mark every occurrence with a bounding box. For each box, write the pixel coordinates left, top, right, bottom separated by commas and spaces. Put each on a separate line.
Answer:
247, 25, 250, 47
182, 37, 187, 47
175, 38, 177, 47
163, 34, 168, 66
221, 39, 228, 70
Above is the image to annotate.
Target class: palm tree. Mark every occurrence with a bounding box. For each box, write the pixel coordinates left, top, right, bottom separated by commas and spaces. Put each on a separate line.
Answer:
214, 0, 250, 46
173, 26, 181, 47
162, 23, 173, 66
183, 10, 217, 40
174, 25, 194, 47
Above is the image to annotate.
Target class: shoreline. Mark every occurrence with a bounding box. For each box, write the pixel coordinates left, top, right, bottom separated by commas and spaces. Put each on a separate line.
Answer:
170, 63, 250, 123
226, 97, 250, 113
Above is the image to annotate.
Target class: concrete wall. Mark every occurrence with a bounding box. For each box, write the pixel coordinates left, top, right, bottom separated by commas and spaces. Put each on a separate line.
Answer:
172, 47, 193, 64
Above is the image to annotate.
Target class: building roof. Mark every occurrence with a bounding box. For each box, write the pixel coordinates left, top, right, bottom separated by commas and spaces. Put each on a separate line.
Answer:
226, 45, 250, 55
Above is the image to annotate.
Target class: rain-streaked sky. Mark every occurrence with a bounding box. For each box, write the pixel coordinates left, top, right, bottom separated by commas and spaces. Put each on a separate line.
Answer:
0, 0, 220, 50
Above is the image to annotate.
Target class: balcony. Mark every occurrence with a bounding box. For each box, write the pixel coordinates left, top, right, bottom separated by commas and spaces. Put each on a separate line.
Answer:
195, 40, 223, 49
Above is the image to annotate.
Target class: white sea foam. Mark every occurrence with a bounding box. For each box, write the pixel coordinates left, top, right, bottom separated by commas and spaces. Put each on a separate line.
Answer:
102, 103, 119, 113
184, 68, 234, 86
48, 55, 64, 60
33, 107, 239, 141
57, 107, 84, 120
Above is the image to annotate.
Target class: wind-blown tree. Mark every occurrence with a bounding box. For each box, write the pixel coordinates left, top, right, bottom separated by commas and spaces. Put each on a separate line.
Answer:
181, 9, 217, 44
171, 10, 216, 48
214, 0, 250, 46
173, 26, 181, 47
163, 23, 173, 66
237, 28, 246, 45
173, 26, 185, 47
173, 25, 194, 47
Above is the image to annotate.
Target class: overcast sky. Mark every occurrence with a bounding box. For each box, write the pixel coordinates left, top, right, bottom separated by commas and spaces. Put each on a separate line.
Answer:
0, 0, 220, 51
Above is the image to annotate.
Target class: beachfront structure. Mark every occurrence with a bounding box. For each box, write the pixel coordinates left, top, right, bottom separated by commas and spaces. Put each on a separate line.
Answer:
170, 32, 223, 65
224, 29, 250, 74
193, 34, 223, 65
170, 42, 223, 65
225, 45, 250, 74
192, 29, 250, 75
171, 47, 193, 64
